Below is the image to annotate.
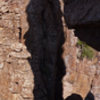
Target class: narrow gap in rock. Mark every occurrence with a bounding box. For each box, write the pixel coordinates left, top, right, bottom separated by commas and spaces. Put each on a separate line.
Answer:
18, 27, 22, 42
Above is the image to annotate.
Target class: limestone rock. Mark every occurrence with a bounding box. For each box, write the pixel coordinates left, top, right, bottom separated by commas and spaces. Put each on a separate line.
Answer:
0, 0, 34, 100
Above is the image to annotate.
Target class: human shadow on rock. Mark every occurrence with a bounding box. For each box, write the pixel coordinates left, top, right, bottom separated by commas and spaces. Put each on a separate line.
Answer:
24, 0, 66, 100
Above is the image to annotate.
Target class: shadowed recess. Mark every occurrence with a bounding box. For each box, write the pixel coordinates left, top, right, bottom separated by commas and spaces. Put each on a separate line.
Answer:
74, 26, 100, 51
65, 94, 83, 100
85, 92, 95, 100
24, 0, 66, 100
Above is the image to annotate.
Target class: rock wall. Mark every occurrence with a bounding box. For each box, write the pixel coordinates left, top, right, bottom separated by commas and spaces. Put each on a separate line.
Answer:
63, 28, 100, 100
0, 0, 34, 100
62, 1, 100, 100
0, 0, 100, 100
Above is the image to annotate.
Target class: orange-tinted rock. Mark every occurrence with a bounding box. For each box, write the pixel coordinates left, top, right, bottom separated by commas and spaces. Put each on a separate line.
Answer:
0, 0, 34, 100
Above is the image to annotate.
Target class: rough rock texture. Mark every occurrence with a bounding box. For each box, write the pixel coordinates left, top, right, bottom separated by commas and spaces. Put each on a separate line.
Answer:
0, 0, 100, 100
0, 0, 34, 100
62, 23, 100, 100
61, 1, 100, 100
0, 0, 65, 100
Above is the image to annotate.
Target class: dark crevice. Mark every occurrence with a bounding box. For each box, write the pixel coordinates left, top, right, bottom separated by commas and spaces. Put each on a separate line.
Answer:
18, 27, 22, 42
24, 0, 66, 100
85, 92, 95, 100
65, 92, 95, 100
74, 26, 100, 51
15, 82, 19, 85
24, 0, 100, 100
65, 94, 83, 100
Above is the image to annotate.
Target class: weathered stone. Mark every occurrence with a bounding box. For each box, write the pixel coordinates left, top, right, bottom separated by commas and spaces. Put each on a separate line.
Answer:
21, 87, 33, 99
10, 43, 26, 52
8, 51, 31, 59
62, 27, 100, 100
1, 0, 100, 100
0, 0, 34, 100
0, 63, 4, 69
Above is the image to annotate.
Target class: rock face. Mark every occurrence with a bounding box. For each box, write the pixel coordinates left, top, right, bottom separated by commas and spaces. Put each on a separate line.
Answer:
62, 15, 100, 100
0, 0, 65, 100
62, 1, 100, 100
0, 0, 100, 100
0, 0, 34, 100
62, 29, 96, 99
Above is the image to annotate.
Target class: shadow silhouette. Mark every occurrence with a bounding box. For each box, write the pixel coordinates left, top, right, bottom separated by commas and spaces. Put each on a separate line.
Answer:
65, 92, 95, 100
65, 94, 83, 100
85, 92, 95, 100
24, 0, 66, 100
74, 26, 100, 51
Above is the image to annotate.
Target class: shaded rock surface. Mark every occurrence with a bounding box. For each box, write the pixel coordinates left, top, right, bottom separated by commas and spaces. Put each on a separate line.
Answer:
25, 0, 65, 100
62, 1, 100, 100
0, 0, 100, 100
63, 22, 100, 100
64, 0, 100, 28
